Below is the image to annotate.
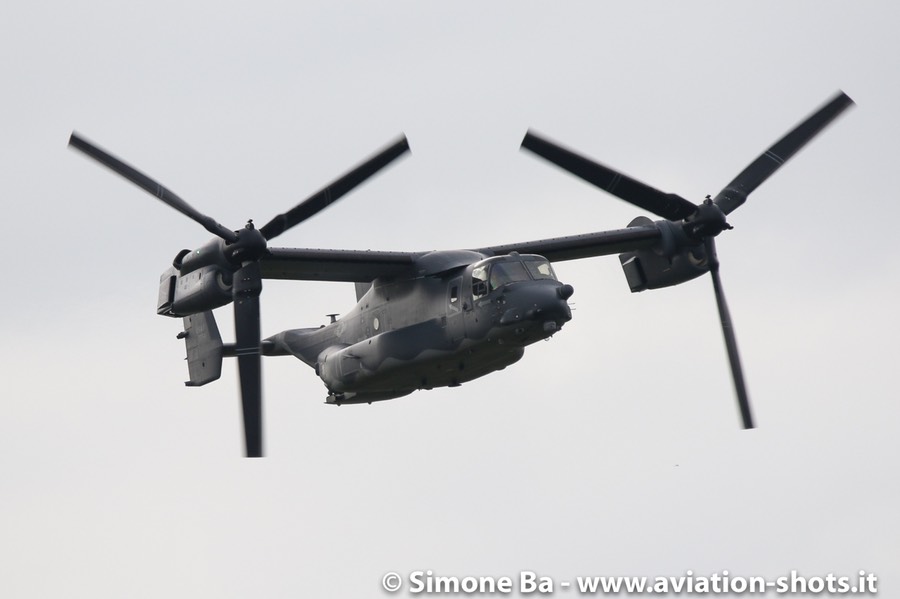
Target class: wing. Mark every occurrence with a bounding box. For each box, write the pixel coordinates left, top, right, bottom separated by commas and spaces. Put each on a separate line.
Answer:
474, 224, 661, 262
260, 225, 663, 282
260, 248, 420, 282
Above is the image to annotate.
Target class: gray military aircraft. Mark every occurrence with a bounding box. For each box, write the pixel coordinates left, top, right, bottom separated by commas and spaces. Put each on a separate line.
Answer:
69, 91, 853, 457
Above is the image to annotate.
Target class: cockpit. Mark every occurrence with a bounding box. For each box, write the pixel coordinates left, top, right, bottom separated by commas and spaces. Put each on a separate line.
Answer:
471, 254, 558, 299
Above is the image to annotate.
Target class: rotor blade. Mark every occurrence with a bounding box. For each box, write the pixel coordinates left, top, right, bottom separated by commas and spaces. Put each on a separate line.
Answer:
521, 130, 698, 221
69, 132, 238, 243
705, 238, 754, 429
260, 135, 410, 241
233, 262, 264, 457
713, 91, 855, 215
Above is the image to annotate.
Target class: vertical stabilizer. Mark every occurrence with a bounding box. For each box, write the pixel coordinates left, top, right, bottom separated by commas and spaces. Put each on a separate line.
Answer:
180, 311, 224, 386
354, 281, 372, 301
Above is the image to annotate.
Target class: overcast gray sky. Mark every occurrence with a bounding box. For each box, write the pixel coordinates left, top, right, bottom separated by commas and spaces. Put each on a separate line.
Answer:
1, 2, 898, 597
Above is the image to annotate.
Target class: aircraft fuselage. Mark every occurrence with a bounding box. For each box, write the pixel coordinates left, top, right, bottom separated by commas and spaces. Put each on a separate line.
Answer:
268, 252, 574, 404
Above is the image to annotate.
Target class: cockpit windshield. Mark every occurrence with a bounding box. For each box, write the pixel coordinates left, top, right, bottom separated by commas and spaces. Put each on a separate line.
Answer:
472, 256, 558, 299
489, 261, 530, 289
525, 259, 557, 281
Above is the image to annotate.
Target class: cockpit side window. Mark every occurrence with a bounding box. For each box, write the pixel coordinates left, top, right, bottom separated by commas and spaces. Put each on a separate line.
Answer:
472, 265, 489, 299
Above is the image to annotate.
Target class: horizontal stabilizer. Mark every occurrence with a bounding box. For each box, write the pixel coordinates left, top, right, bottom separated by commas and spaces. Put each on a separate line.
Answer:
180, 311, 224, 386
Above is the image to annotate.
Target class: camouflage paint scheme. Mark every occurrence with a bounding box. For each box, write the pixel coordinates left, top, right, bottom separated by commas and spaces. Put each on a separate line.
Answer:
266, 251, 574, 404
72, 92, 853, 453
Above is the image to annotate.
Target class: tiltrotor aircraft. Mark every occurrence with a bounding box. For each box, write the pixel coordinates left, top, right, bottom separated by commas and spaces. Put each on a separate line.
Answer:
70, 91, 853, 457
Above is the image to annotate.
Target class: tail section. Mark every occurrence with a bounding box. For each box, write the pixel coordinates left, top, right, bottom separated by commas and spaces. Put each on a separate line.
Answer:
354, 282, 372, 301
179, 311, 224, 386
265, 326, 335, 367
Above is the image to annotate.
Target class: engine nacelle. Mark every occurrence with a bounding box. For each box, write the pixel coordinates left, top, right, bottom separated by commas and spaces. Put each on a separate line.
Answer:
175, 237, 234, 275
618, 216, 709, 292
157, 238, 237, 317
158, 264, 234, 317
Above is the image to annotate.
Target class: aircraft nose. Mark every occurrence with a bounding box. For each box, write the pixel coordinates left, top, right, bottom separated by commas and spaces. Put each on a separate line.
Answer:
528, 287, 573, 323
557, 283, 574, 300
499, 282, 573, 326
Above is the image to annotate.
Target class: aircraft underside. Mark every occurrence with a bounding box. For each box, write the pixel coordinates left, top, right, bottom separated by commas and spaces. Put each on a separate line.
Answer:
321, 339, 526, 405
